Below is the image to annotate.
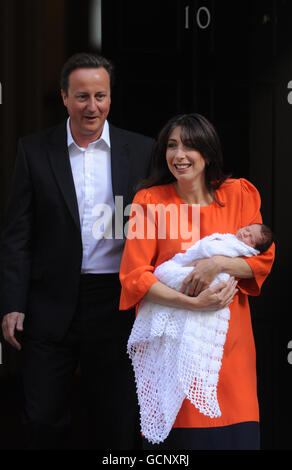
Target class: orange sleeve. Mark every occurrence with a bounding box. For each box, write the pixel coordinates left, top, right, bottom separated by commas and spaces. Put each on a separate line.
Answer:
237, 178, 275, 296
119, 189, 159, 310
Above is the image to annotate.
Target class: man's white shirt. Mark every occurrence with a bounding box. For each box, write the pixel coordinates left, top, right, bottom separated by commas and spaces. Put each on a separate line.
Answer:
67, 118, 123, 273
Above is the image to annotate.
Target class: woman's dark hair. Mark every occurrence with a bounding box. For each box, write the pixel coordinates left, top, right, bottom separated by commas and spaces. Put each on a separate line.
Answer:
137, 113, 230, 203
60, 52, 115, 94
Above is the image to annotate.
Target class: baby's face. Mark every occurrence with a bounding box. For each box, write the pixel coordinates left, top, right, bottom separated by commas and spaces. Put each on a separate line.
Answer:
236, 224, 262, 248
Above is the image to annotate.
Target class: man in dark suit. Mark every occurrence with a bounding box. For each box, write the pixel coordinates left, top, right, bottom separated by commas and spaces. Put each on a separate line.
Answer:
0, 53, 155, 449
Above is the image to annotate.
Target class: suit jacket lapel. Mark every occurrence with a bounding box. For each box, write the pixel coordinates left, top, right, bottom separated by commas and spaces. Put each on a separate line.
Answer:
46, 122, 130, 232
109, 124, 130, 201
47, 122, 81, 231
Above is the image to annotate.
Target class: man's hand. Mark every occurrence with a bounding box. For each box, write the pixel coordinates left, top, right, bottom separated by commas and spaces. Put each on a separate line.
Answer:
2, 312, 25, 350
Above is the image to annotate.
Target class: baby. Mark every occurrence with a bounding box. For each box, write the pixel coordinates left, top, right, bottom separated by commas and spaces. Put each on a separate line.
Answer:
127, 223, 274, 445
151, 223, 274, 291
235, 223, 273, 253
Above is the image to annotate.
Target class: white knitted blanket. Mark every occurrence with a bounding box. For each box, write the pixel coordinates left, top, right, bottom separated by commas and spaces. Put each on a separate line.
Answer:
127, 233, 259, 444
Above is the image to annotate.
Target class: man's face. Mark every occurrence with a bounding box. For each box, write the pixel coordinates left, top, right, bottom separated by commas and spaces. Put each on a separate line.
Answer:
61, 67, 111, 146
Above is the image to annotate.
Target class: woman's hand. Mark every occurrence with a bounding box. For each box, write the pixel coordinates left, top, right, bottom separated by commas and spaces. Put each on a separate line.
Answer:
181, 257, 221, 296
191, 277, 238, 311
144, 276, 237, 313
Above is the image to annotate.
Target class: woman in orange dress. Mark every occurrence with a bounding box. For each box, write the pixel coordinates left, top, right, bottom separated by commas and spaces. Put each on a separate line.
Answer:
119, 114, 275, 450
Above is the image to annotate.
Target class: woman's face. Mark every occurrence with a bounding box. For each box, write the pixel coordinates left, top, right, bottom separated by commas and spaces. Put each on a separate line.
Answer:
166, 126, 207, 185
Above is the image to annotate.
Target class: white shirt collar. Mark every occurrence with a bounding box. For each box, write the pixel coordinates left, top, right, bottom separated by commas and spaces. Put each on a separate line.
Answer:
66, 118, 111, 150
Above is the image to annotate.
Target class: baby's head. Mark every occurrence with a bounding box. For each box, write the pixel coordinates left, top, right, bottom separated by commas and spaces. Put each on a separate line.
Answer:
236, 223, 273, 253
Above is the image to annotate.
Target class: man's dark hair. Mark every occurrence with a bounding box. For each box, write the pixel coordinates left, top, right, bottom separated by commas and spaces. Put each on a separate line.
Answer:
254, 223, 274, 253
60, 52, 115, 94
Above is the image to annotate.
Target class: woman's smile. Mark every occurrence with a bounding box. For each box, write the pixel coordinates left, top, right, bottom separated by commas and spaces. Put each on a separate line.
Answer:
174, 163, 192, 170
